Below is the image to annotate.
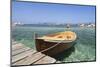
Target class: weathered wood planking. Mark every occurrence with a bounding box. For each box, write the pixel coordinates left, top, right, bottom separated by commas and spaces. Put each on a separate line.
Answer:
12, 41, 18, 45
12, 47, 31, 56
34, 56, 56, 64
12, 49, 36, 63
13, 52, 46, 65
12, 43, 25, 51
12, 42, 57, 65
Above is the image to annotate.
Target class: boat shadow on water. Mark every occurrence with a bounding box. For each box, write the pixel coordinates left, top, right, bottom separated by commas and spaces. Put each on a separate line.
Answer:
52, 42, 76, 61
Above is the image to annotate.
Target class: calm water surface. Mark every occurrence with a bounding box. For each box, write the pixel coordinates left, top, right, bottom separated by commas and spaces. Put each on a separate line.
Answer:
12, 26, 96, 62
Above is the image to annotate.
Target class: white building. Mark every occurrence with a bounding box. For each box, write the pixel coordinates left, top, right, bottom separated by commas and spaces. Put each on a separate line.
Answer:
79, 24, 85, 27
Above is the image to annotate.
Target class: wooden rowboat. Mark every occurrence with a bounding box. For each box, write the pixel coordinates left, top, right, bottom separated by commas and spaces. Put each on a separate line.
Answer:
35, 31, 77, 56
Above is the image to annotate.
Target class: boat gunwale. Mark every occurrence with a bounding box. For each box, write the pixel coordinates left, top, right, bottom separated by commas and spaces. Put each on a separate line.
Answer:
36, 31, 77, 43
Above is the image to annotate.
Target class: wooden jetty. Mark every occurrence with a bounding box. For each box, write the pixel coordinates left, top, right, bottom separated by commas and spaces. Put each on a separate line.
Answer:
12, 42, 60, 66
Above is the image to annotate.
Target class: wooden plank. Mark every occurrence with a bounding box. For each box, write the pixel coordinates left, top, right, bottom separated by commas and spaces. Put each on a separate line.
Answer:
12, 43, 23, 48
55, 61, 61, 63
12, 43, 25, 51
12, 42, 57, 65
12, 41, 18, 45
12, 52, 46, 65
12, 47, 31, 56
12, 49, 36, 63
34, 56, 56, 64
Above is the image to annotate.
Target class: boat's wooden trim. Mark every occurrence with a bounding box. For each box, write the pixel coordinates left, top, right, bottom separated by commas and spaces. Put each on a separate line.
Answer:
35, 39, 74, 56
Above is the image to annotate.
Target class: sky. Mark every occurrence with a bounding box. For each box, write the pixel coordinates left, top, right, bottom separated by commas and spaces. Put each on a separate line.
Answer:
12, 1, 96, 24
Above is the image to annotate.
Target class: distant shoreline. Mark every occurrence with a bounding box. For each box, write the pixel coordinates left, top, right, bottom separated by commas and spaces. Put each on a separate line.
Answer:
13, 25, 95, 29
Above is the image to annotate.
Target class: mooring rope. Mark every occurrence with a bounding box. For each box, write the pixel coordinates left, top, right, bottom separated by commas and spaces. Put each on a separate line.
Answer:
33, 31, 74, 54
36, 39, 67, 53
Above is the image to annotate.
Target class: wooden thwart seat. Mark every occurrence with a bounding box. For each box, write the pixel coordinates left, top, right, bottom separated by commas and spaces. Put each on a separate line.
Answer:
39, 31, 77, 41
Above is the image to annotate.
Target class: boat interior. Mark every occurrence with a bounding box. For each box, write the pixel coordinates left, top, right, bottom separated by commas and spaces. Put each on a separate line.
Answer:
38, 31, 77, 42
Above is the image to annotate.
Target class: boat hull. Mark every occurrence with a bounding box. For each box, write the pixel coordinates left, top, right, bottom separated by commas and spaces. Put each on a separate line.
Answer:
35, 39, 75, 56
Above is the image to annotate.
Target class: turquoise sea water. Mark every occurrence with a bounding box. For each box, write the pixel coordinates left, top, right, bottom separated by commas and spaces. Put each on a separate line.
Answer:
12, 26, 96, 63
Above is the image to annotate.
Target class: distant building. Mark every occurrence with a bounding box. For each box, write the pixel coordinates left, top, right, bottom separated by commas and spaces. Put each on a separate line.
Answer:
91, 24, 95, 28
12, 22, 17, 27
79, 24, 85, 27
87, 24, 91, 27
87, 23, 95, 28
12, 21, 24, 27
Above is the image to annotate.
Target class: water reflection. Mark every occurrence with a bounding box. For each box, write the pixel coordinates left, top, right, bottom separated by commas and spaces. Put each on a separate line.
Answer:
53, 42, 76, 61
